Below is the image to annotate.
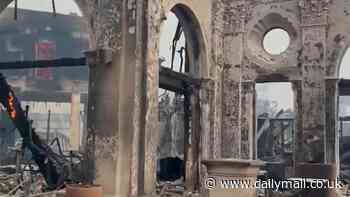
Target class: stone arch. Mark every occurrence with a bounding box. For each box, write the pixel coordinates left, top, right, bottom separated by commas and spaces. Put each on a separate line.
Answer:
159, 3, 208, 78
143, 2, 209, 195
327, 33, 350, 177
327, 0, 350, 78
337, 46, 350, 78
330, 35, 350, 78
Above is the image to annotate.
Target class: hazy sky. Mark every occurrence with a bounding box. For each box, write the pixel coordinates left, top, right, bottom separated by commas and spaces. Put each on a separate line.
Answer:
7, 0, 82, 15
259, 29, 293, 111
340, 49, 350, 79
6, 2, 350, 112
159, 12, 185, 71
158, 13, 295, 111
256, 83, 294, 112
263, 29, 290, 55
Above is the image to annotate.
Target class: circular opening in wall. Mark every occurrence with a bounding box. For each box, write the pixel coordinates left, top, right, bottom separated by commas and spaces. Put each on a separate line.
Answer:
263, 28, 290, 55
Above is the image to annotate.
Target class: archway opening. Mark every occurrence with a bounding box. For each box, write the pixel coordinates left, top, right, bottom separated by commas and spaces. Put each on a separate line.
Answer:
156, 5, 204, 194
256, 82, 295, 178
157, 10, 189, 188
159, 12, 187, 73
338, 47, 350, 181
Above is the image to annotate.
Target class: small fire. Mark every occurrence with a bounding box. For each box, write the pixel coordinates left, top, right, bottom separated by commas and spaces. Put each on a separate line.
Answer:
7, 93, 16, 119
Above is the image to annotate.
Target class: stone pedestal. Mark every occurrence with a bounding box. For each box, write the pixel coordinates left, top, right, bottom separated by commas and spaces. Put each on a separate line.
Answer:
202, 159, 264, 197
295, 163, 337, 197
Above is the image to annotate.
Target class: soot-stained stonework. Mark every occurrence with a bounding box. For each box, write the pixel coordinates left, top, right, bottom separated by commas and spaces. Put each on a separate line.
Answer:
2, 0, 350, 196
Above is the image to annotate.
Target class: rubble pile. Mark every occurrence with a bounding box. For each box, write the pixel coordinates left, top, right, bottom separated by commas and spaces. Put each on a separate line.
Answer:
0, 173, 18, 194
0, 165, 59, 197
338, 184, 350, 196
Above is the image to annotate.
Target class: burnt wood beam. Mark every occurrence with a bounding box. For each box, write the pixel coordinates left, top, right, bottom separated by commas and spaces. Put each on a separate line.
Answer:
159, 66, 200, 93
0, 58, 86, 69
15, 90, 88, 103
257, 118, 294, 121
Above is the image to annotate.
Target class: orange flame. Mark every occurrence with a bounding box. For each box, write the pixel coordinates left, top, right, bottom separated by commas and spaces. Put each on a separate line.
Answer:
7, 93, 16, 119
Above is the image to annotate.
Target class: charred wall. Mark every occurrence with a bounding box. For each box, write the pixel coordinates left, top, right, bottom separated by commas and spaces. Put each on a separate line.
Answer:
1, 0, 350, 196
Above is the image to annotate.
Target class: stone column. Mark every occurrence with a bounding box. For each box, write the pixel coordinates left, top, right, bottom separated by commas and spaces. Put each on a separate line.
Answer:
240, 80, 256, 160
113, 1, 149, 196
300, 52, 326, 163
219, 1, 253, 159
143, 1, 160, 196
325, 78, 339, 165
297, 0, 331, 163
200, 79, 215, 160
220, 21, 245, 159
291, 80, 303, 168
222, 65, 241, 158
69, 81, 81, 151
84, 3, 148, 195
199, 79, 215, 194
85, 49, 118, 195
186, 85, 201, 192
213, 68, 223, 160
211, 0, 225, 160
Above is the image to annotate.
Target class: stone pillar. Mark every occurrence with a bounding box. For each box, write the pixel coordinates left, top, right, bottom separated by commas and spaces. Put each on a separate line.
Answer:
85, 49, 118, 195
112, 1, 149, 196
213, 68, 223, 160
69, 81, 81, 151
300, 55, 326, 163
297, 0, 331, 163
86, 24, 147, 197
186, 85, 201, 192
221, 23, 245, 159
291, 80, 303, 168
211, 0, 224, 160
240, 80, 256, 160
143, 1, 160, 196
219, 1, 252, 159
200, 79, 215, 160
200, 79, 215, 194
325, 78, 339, 166
222, 65, 241, 158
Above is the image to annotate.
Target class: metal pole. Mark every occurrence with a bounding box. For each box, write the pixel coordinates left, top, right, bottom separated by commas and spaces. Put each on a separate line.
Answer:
52, 0, 56, 17
14, 0, 18, 20
15, 143, 22, 177
0, 57, 86, 70
46, 110, 51, 144
340, 119, 344, 147
183, 89, 190, 181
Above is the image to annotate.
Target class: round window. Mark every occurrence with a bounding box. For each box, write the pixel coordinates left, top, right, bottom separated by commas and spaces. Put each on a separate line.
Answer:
263, 28, 290, 55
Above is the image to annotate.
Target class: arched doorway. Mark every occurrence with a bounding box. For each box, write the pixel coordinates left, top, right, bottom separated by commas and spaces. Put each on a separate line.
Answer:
337, 47, 350, 180
152, 4, 207, 195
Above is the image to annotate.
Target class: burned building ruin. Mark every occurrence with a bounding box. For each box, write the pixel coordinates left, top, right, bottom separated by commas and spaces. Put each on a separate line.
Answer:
2, 0, 350, 197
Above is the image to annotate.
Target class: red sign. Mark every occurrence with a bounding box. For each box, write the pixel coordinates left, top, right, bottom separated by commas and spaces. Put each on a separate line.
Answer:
34, 40, 56, 80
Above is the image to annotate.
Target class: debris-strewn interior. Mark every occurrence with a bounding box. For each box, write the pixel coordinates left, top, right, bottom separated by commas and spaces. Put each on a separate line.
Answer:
1, 0, 350, 197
